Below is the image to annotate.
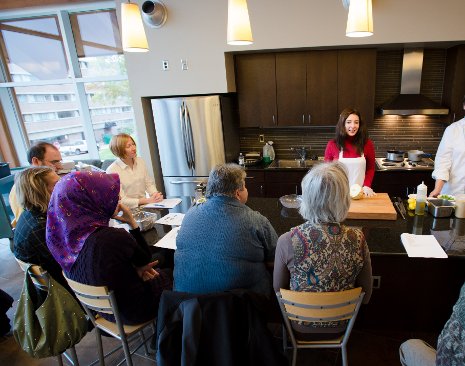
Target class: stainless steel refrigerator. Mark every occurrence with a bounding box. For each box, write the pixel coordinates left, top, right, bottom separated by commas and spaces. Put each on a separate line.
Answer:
151, 95, 239, 197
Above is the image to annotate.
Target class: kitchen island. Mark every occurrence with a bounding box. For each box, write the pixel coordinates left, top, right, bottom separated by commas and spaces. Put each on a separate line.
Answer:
246, 197, 465, 332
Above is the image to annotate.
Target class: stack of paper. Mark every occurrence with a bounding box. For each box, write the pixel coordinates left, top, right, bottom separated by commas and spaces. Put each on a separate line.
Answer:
401, 233, 448, 258
144, 198, 182, 209
155, 226, 180, 250
155, 213, 185, 226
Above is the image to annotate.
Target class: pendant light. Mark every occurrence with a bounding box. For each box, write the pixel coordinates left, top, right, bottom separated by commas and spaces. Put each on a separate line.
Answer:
227, 0, 253, 45
121, 0, 149, 52
346, 0, 373, 37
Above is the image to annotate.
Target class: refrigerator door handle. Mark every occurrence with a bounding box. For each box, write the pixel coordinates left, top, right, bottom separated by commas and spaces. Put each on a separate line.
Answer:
170, 179, 207, 184
184, 104, 196, 170
179, 102, 192, 170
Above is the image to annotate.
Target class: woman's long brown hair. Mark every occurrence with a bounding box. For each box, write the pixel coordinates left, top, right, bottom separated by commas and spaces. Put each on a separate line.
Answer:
334, 108, 368, 155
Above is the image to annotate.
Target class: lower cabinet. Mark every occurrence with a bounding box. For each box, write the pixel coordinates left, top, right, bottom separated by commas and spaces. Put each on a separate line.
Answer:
372, 171, 435, 197
245, 170, 265, 197
264, 170, 308, 198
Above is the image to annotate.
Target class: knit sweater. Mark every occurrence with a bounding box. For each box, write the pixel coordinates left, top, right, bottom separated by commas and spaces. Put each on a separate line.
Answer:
174, 196, 278, 297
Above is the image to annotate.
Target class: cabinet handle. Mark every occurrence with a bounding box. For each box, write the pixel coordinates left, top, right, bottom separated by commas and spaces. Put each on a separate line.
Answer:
260, 185, 263, 195
272, 115, 276, 125
295, 185, 298, 194
302, 114, 305, 124
308, 114, 311, 124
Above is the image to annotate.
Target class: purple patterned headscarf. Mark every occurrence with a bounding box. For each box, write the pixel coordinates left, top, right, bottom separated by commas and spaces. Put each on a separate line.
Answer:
46, 171, 120, 272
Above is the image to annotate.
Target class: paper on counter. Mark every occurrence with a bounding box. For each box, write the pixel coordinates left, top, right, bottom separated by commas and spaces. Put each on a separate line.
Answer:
155, 213, 185, 226
401, 233, 448, 258
144, 198, 182, 209
154, 226, 180, 250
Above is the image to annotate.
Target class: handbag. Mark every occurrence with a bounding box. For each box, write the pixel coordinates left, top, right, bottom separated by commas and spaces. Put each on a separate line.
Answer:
13, 265, 88, 358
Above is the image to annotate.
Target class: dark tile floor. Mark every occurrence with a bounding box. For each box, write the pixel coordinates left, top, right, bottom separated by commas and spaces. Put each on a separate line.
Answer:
0, 237, 437, 365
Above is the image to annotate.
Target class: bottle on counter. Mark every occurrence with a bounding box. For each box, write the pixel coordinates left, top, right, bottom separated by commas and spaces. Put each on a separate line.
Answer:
263, 143, 271, 164
268, 141, 275, 161
238, 153, 245, 166
415, 181, 428, 215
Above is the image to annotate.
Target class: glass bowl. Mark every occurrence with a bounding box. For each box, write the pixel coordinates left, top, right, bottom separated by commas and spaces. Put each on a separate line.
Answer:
279, 194, 302, 209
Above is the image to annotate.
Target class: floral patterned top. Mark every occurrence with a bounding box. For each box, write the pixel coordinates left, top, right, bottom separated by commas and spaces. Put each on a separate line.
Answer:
436, 282, 465, 366
273, 222, 372, 331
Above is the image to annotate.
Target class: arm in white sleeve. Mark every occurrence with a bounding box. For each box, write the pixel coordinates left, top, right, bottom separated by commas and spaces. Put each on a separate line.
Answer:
432, 127, 454, 182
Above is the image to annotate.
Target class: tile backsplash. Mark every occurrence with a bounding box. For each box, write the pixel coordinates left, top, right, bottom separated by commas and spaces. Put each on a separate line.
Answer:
240, 116, 447, 159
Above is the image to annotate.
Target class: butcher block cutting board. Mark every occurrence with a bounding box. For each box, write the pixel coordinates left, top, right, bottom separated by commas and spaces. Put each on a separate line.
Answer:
347, 193, 397, 220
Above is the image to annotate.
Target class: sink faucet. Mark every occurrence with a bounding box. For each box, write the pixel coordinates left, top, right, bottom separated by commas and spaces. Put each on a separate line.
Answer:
290, 146, 308, 161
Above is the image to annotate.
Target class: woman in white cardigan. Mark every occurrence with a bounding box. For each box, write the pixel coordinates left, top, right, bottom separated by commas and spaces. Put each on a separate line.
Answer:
106, 133, 163, 209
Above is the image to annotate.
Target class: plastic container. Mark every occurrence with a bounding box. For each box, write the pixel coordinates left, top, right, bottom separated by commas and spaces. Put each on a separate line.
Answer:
263, 143, 271, 164
238, 153, 245, 166
415, 181, 427, 215
268, 141, 275, 161
455, 194, 465, 218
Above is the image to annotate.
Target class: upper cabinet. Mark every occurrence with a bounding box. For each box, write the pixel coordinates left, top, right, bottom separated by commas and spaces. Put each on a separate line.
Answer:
337, 49, 376, 124
235, 53, 277, 128
443, 45, 465, 123
235, 48, 376, 127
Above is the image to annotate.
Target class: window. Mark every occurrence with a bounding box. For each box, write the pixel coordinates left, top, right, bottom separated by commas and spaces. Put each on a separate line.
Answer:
0, 5, 136, 162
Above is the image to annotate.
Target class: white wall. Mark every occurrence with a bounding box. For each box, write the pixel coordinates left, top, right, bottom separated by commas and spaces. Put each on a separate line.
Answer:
117, 0, 465, 178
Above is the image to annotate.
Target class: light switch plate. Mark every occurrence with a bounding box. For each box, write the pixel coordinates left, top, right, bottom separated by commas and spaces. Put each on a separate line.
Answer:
162, 60, 169, 71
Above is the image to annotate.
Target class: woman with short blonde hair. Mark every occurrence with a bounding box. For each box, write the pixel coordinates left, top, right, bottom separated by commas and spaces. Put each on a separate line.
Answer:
273, 161, 372, 340
106, 133, 163, 208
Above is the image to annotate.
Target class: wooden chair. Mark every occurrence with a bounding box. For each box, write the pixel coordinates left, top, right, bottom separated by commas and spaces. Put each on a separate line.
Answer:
62, 273, 156, 366
14, 258, 80, 366
276, 287, 365, 366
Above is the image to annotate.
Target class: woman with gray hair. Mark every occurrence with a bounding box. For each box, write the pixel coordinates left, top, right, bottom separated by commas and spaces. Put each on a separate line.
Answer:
174, 163, 277, 296
273, 161, 372, 339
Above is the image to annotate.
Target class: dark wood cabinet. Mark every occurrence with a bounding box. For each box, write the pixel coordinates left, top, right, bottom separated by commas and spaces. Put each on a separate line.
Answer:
264, 170, 308, 198
337, 49, 377, 124
235, 54, 277, 128
276, 51, 338, 126
443, 45, 465, 123
236, 48, 376, 127
245, 169, 265, 197
307, 51, 339, 125
372, 170, 435, 197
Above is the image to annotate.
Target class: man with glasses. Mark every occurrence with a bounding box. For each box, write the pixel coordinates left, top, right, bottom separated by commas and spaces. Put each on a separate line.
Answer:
9, 142, 63, 227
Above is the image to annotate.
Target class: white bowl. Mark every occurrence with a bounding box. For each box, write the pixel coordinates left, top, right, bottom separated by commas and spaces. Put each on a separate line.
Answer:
279, 194, 302, 209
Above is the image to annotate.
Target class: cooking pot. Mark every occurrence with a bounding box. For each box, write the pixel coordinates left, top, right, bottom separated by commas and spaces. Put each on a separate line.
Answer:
386, 150, 405, 162
407, 150, 431, 162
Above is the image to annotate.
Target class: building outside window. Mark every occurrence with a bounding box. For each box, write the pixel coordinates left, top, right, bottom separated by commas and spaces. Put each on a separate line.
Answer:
0, 4, 137, 162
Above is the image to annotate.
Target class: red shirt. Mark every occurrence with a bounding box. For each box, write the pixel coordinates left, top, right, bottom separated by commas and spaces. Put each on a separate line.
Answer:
324, 137, 376, 187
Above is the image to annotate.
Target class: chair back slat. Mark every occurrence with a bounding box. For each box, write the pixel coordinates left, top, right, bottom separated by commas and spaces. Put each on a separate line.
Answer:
278, 287, 363, 322
15, 258, 49, 290
63, 274, 114, 313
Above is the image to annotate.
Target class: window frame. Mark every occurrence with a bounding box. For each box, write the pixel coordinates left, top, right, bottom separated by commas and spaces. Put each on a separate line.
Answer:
0, 1, 127, 166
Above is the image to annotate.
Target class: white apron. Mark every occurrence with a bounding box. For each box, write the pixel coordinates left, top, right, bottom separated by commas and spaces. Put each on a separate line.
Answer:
339, 149, 366, 187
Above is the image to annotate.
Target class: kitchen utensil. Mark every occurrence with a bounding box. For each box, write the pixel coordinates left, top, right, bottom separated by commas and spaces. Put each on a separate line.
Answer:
386, 150, 405, 162
396, 197, 408, 218
427, 198, 455, 218
394, 202, 406, 219
407, 150, 432, 162
279, 194, 302, 209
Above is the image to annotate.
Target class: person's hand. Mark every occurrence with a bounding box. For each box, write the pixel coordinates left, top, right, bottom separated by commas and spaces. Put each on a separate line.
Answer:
429, 189, 440, 198
362, 186, 376, 197
112, 202, 138, 229
147, 192, 164, 204
136, 260, 159, 281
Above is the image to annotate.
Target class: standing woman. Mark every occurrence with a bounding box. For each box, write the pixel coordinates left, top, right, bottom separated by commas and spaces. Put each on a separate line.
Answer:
106, 133, 163, 209
324, 108, 376, 197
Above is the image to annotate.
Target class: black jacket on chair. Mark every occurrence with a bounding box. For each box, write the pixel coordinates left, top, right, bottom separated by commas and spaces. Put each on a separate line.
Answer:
156, 289, 287, 366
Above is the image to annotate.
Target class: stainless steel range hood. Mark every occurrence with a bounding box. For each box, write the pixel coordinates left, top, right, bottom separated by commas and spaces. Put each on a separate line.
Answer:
380, 49, 449, 116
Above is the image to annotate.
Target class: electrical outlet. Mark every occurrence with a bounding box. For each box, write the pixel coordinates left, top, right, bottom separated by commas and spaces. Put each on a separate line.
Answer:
259, 134, 264, 143
162, 60, 169, 71
181, 59, 188, 70
373, 276, 381, 289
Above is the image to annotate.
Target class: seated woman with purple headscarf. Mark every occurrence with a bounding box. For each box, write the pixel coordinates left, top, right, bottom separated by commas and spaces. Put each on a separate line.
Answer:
46, 171, 172, 325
